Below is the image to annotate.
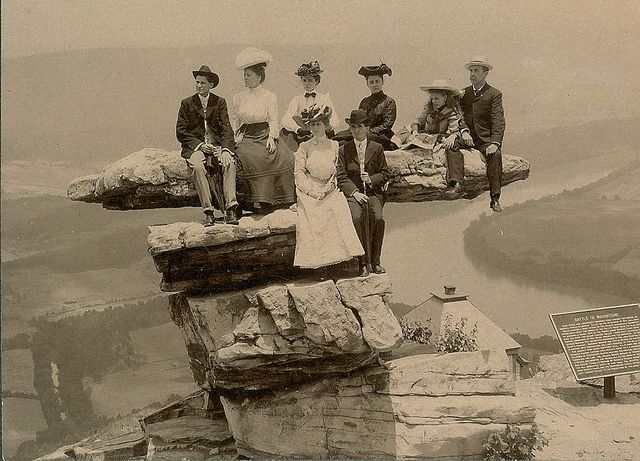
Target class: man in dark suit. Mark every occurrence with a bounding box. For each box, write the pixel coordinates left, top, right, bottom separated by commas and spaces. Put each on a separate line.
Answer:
177, 65, 239, 226
459, 57, 506, 212
337, 109, 390, 277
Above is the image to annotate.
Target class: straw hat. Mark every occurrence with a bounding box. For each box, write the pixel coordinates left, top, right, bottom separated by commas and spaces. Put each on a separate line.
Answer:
464, 56, 493, 71
419, 79, 459, 93
235, 47, 273, 70
192, 65, 219, 88
292, 105, 332, 129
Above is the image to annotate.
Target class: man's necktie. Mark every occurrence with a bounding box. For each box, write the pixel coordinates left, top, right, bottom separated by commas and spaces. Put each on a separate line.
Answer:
304, 92, 317, 99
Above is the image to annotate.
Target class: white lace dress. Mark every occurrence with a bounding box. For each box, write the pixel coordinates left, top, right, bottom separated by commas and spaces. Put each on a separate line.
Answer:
293, 138, 364, 268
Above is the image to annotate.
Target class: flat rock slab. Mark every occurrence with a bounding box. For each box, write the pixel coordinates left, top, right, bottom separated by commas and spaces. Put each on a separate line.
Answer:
68, 147, 530, 209
169, 274, 402, 390
148, 209, 302, 292
221, 351, 535, 460
36, 430, 147, 461
140, 390, 236, 460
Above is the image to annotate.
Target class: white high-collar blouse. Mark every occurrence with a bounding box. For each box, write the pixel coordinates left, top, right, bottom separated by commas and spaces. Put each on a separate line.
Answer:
231, 85, 279, 141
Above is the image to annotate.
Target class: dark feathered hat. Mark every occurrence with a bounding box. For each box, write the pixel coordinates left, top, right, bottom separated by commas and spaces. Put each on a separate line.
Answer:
358, 63, 392, 78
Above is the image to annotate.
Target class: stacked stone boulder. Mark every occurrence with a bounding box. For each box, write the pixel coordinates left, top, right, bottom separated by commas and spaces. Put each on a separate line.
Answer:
61, 147, 535, 460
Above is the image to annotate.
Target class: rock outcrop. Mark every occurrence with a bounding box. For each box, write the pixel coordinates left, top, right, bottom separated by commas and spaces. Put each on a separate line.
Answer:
68, 147, 530, 209
169, 274, 402, 390
52, 142, 540, 460
140, 390, 235, 460
148, 209, 300, 292
222, 351, 536, 459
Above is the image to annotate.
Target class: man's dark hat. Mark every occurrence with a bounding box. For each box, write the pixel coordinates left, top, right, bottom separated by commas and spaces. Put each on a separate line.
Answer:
358, 63, 392, 78
345, 109, 369, 126
192, 65, 220, 88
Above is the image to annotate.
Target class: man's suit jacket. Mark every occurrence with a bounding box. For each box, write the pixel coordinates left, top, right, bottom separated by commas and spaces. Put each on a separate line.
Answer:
176, 93, 235, 159
460, 83, 505, 146
337, 138, 390, 203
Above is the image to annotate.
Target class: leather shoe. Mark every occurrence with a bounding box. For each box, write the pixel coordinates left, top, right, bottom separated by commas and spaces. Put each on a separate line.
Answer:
372, 264, 386, 274
359, 265, 370, 277
451, 182, 464, 194
204, 212, 215, 227
225, 206, 240, 225
492, 200, 502, 212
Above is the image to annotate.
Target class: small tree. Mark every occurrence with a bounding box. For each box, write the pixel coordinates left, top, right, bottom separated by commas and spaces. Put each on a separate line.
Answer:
400, 319, 432, 345
483, 423, 549, 460
435, 315, 478, 353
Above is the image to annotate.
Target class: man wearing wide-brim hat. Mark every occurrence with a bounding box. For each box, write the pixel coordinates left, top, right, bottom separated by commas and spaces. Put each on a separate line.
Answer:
337, 109, 390, 277
176, 65, 240, 226
459, 57, 506, 212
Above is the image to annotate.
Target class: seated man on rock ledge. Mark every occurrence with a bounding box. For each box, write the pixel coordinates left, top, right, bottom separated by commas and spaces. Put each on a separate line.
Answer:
177, 65, 241, 226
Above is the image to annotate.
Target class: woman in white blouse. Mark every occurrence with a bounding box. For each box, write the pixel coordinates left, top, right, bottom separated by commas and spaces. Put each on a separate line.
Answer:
280, 61, 340, 151
231, 47, 295, 212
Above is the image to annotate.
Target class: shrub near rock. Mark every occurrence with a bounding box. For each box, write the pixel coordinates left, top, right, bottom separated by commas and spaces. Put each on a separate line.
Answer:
400, 318, 433, 344
483, 422, 548, 460
435, 314, 479, 353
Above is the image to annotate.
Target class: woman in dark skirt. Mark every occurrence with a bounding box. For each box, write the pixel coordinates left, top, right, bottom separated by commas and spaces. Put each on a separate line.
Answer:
231, 47, 295, 212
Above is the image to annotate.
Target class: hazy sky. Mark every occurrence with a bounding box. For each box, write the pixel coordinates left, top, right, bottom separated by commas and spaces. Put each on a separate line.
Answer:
3, 0, 639, 59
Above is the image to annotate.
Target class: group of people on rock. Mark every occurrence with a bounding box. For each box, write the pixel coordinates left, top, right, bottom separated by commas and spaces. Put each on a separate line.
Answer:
176, 47, 506, 278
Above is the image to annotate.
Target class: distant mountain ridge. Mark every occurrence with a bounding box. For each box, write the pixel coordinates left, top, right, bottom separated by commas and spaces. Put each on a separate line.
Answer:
507, 115, 640, 169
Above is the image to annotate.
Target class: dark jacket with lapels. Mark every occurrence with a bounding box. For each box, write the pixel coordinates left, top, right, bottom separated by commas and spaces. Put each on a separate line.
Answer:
337, 137, 390, 203
176, 92, 235, 159
460, 83, 505, 146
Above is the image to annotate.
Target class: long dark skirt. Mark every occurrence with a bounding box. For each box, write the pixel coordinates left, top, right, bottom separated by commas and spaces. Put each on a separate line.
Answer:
236, 123, 295, 208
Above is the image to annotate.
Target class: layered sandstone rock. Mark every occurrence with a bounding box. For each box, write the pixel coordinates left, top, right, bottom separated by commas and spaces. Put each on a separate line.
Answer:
68, 147, 530, 209
169, 274, 403, 390
148, 209, 300, 292
140, 390, 235, 460
221, 351, 536, 459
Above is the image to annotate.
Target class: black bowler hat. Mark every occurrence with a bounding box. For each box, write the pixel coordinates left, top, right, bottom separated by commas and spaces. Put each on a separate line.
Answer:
345, 109, 369, 126
358, 63, 392, 78
192, 65, 220, 88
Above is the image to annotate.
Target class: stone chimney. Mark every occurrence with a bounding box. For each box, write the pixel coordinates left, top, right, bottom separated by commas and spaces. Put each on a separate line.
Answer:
431, 284, 468, 302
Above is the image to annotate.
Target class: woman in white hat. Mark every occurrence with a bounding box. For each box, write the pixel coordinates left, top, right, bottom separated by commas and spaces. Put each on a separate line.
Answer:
230, 47, 295, 212
280, 61, 340, 151
292, 104, 364, 277
411, 80, 465, 192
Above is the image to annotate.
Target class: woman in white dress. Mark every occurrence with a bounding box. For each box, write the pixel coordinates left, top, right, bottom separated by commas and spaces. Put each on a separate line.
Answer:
293, 105, 364, 273
231, 47, 295, 212
280, 61, 340, 151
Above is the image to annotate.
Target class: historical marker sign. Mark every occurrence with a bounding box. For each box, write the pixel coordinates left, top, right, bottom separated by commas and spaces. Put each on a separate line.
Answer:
549, 304, 640, 381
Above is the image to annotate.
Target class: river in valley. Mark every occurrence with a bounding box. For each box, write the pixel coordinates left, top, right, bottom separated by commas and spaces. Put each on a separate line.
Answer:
382, 154, 632, 337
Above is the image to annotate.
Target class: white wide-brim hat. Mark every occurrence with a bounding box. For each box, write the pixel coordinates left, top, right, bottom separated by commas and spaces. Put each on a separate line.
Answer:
235, 47, 273, 70
464, 56, 493, 70
420, 79, 459, 93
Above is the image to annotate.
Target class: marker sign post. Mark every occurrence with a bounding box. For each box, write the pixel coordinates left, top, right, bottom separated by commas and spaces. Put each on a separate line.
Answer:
549, 304, 640, 399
